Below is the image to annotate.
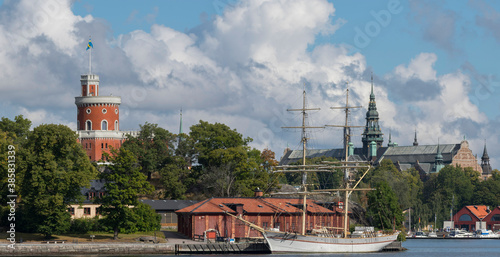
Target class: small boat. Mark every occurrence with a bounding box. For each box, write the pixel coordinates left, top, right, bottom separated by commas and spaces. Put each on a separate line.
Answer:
428, 231, 438, 238
448, 229, 473, 238
475, 229, 500, 238
413, 231, 427, 238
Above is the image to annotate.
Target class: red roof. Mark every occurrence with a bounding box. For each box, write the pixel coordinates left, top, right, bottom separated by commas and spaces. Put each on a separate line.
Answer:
176, 197, 338, 214
465, 205, 489, 219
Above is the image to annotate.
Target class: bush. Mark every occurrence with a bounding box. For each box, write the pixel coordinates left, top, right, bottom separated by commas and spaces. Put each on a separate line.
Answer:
133, 202, 161, 232
69, 217, 102, 234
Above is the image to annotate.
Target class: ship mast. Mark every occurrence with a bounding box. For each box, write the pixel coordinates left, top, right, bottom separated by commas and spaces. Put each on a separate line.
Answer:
322, 85, 372, 238
281, 89, 324, 235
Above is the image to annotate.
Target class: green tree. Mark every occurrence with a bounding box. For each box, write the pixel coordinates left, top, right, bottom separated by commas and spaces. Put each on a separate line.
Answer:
0, 115, 31, 145
20, 124, 97, 237
190, 120, 252, 167
133, 202, 161, 232
473, 170, 500, 206
366, 180, 404, 230
121, 122, 176, 180
160, 155, 188, 199
96, 148, 153, 239
0, 131, 18, 225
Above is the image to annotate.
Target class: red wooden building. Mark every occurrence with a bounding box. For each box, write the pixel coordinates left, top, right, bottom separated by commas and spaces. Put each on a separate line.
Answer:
176, 197, 345, 240
483, 206, 500, 231
453, 205, 499, 231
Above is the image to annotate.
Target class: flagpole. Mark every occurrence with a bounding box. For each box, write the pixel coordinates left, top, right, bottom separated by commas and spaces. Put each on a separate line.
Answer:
89, 45, 92, 74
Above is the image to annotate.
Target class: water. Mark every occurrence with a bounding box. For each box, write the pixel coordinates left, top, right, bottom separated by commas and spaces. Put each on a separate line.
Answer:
173, 239, 500, 257
13, 239, 500, 257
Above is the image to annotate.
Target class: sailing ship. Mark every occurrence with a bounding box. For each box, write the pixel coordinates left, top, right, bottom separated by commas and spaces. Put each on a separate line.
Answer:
262, 87, 399, 253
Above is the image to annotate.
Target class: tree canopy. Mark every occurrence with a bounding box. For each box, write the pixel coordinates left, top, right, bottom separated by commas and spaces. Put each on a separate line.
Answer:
96, 148, 154, 239
19, 124, 97, 237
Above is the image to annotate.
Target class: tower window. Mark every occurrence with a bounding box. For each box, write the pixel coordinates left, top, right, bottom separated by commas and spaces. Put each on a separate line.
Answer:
102, 108, 107, 114
101, 120, 108, 130
101, 143, 104, 149
86, 108, 91, 114
115, 120, 118, 131
86, 120, 92, 130
105, 143, 108, 149
115, 109, 118, 114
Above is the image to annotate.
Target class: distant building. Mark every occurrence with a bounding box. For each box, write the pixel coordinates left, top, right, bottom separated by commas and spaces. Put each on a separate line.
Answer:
453, 205, 500, 231
68, 179, 105, 219
279, 83, 488, 180
140, 199, 199, 228
482, 206, 500, 231
75, 73, 138, 162
176, 195, 345, 240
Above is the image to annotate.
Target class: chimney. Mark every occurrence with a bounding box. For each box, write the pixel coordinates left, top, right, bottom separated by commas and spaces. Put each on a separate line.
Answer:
254, 188, 263, 198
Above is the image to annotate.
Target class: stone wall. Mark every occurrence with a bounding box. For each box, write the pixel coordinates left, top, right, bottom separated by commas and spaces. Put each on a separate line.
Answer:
1, 243, 174, 256
451, 141, 482, 174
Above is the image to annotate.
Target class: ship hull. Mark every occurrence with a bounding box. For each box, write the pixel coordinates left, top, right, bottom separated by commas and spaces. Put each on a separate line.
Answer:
264, 231, 399, 253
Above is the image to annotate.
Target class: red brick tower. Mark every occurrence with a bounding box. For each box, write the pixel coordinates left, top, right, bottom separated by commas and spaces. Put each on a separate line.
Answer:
75, 74, 124, 161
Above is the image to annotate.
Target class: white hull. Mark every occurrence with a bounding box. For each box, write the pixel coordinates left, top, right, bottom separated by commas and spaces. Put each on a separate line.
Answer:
264, 231, 399, 253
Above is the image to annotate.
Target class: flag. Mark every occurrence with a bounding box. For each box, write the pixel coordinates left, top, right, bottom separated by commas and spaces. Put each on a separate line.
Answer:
86, 38, 93, 50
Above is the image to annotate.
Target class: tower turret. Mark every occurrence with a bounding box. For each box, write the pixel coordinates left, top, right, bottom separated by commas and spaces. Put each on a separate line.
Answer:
481, 142, 492, 176
362, 74, 383, 156
413, 129, 418, 146
75, 73, 123, 162
432, 142, 444, 173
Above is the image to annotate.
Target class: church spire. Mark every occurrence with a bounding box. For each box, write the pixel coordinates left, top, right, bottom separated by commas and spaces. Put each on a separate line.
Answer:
481, 141, 492, 176
432, 140, 444, 173
413, 129, 419, 146
362, 73, 383, 156
370, 73, 375, 100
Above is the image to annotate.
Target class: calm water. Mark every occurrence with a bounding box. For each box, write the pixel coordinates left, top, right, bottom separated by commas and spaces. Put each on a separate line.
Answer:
14, 239, 500, 257
174, 239, 500, 257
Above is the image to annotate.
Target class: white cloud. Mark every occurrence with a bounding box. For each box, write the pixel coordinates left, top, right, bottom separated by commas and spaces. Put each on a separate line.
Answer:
392, 52, 437, 82
0, 0, 497, 169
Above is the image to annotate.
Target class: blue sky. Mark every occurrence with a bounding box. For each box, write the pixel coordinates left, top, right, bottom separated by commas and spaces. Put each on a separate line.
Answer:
1, 0, 499, 168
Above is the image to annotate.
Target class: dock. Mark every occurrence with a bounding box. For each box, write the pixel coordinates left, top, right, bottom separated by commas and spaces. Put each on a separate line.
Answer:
175, 242, 270, 254
383, 241, 406, 251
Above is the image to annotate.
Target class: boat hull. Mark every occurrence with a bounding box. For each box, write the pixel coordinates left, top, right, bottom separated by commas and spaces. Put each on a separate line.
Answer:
264, 231, 399, 253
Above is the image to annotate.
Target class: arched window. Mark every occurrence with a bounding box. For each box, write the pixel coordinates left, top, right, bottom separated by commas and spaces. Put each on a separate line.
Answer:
101, 120, 108, 130
491, 214, 500, 221
77, 120, 80, 130
115, 120, 119, 131
86, 120, 92, 130
459, 214, 473, 221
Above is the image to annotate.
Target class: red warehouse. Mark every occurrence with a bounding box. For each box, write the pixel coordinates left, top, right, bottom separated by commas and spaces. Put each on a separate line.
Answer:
176, 197, 345, 241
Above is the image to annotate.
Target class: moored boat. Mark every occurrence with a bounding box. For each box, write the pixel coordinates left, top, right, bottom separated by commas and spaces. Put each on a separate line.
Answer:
264, 230, 399, 253
475, 229, 500, 238
262, 87, 400, 253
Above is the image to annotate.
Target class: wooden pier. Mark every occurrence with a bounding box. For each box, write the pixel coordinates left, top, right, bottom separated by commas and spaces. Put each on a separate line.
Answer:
175, 242, 270, 254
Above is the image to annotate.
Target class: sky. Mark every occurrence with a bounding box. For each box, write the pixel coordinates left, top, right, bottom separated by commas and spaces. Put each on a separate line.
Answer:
0, 0, 499, 168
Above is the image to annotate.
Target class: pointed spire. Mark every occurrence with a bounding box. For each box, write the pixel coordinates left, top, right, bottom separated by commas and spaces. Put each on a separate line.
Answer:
370, 72, 375, 100
482, 140, 489, 160
481, 140, 492, 176
388, 132, 392, 144
433, 138, 444, 173
362, 72, 383, 154
436, 139, 443, 161
413, 128, 419, 146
